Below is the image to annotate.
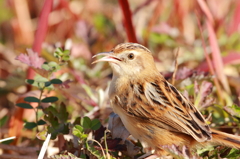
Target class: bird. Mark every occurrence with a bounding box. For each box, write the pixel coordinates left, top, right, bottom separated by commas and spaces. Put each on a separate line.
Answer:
92, 42, 240, 156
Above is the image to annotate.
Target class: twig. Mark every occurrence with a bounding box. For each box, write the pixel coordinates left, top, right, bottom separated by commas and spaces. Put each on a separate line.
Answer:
0, 136, 16, 143
104, 130, 109, 157
87, 139, 107, 158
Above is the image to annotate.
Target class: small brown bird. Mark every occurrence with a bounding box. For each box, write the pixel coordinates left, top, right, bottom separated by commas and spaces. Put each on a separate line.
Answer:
92, 43, 240, 156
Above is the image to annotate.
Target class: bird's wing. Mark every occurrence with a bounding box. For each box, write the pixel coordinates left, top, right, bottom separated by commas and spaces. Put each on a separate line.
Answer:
118, 77, 212, 142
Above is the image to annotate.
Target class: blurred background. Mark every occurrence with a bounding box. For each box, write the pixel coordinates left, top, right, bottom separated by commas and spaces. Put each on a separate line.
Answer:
1, 0, 240, 158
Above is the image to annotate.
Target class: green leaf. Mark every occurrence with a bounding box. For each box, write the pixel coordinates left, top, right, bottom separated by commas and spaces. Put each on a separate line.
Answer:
81, 116, 91, 129
24, 96, 40, 103
50, 79, 63, 84
61, 123, 70, 134
48, 126, 58, 140
62, 55, 70, 61
75, 125, 84, 133
224, 104, 240, 119
54, 48, 63, 57
34, 75, 49, 82
43, 106, 58, 116
36, 129, 47, 140
91, 119, 101, 130
48, 61, 58, 67
0, 116, 8, 127
41, 97, 58, 103
26, 79, 34, 85
44, 111, 59, 127
42, 64, 50, 71
37, 82, 45, 89
63, 50, 70, 55
37, 119, 46, 125
73, 125, 88, 140
44, 81, 52, 87
1, 138, 14, 144
32, 75, 49, 89
225, 148, 240, 158
73, 125, 84, 138
24, 122, 37, 129
73, 117, 81, 125
47, 123, 69, 140
48, 61, 60, 72
16, 103, 33, 109
58, 103, 69, 122
81, 134, 88, 140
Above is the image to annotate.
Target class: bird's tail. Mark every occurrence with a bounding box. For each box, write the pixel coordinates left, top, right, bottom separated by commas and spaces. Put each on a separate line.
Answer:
211, 129, 240, 149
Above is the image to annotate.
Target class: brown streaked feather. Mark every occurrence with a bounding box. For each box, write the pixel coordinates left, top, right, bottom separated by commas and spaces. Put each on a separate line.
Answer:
114, 75, 212, 142
211, 129, 240, 149
112, 43, 151, 54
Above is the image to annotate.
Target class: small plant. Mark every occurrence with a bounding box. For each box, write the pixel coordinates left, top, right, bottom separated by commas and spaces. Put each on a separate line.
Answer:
73, 116, 104, 158
15, 48, 70, 135
15, 48, 113, 158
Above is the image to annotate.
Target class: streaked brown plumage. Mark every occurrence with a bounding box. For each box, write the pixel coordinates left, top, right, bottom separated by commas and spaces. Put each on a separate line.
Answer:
92, 43, 240, 156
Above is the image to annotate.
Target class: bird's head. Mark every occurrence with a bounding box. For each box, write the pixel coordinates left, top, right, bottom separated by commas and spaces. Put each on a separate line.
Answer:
92, 43, 157, 77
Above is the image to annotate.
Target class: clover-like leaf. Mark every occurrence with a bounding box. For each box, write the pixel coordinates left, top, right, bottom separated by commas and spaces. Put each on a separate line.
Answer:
24, 122, 37, 129
24, 96, 40, 103
44, 81, 52, 87
50, 79, 63, 84
73, 128, 88, 140
41, 97, 58, 103
37, 119, 46, 125
16, 103, 33, 109
26, 79, 34, 85
81, 116, 91, 129
73, 125, 84, 138
48, 61, 60, 72
62, 55, 70, 61
91, 119, 101, 130
42, 63, 50, 71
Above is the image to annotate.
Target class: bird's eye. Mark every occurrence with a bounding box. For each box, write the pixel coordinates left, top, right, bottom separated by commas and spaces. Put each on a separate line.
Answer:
128, 53, 134, 60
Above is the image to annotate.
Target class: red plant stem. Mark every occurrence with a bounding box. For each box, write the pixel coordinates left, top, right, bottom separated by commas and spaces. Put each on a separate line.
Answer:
206, 20, 230, 94
26, 0, 53, 81
196, 0, 214, 25
228, 0, 240, 35
33, 0, 53, 54
195, 12, 223, 104
118, 0, 138, 43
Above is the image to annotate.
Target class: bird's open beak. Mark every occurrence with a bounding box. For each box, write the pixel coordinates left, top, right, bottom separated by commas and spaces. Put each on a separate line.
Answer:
92, 52, 121, 64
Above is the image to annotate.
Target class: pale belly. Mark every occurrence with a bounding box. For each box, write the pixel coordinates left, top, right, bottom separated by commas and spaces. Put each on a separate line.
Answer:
110, 101, 155, 148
